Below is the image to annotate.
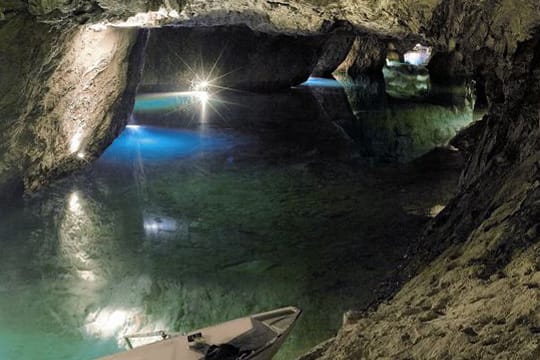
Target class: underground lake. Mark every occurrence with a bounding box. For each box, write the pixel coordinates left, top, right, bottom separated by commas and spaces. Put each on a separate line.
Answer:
0, 75, 477, 359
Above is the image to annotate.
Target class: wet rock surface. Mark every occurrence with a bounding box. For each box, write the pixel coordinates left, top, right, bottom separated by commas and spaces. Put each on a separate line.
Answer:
141, 25, 324, 91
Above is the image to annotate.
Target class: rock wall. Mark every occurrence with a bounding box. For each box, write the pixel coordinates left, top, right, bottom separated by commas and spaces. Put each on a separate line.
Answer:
5, 0, 185, 17
427, 51, 466, 84
311, 21, 355, 78
141, 25, 324, 91
0, 16, 147, 194
3, 0, 330, 32
301, 1, 540, 359
335, 34, 387, 76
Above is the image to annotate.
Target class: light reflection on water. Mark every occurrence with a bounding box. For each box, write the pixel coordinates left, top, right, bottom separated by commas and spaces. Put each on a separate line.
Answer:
0, 76, 476, 360
100, 126, 233, 164
300, 77, 345, 88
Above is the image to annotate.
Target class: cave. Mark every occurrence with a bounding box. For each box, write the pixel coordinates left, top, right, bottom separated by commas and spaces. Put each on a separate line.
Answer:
0, 1, 539, 360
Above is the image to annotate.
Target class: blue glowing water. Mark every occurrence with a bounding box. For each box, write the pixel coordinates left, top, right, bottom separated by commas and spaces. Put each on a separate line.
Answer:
99, 126, 232, 164
300, 77, 345, 88
133, 92, 200, 112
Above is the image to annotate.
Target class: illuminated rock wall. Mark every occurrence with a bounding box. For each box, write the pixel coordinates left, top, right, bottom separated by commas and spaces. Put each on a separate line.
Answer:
0, 16, 147, 194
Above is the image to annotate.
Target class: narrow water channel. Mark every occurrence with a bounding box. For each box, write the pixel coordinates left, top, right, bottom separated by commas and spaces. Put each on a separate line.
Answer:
0, 74, 475, 359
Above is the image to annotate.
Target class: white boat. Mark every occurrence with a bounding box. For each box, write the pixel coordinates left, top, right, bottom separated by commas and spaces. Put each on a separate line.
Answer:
99, 306, 301, 360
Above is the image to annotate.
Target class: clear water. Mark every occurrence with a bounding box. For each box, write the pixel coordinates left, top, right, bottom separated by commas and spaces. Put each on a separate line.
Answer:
0, 74, 474, 360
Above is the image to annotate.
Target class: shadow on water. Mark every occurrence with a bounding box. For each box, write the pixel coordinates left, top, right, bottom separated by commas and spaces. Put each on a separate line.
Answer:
0, 72, 474, 359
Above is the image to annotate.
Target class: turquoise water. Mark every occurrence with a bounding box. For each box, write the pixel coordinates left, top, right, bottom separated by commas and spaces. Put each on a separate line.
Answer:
100, 126, 233, 164
0, 76, 474, 360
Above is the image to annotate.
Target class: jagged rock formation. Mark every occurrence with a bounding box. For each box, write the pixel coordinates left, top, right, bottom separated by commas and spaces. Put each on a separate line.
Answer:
0, 15, 146, 195
300, 1, 540, 359
141, 25, 324, 91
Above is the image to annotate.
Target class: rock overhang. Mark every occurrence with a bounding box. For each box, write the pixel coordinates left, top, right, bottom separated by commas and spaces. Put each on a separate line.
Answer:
1, 0, 441, 38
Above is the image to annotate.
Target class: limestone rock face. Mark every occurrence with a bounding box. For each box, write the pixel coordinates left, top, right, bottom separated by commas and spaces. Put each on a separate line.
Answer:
311, 21, 355, 78
428, 0, 540, 85
335, 34, 387, 76
141, 25, 324, 91
0, 16, 146, 194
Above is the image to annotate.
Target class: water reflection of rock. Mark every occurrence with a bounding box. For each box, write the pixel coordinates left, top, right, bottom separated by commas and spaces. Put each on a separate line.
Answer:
135, 88, 355, 158
383, 64, 430, 100
0, 77, 470, 359
0, 170, 349, 359
55, 189, 157, 339
338, 73, 475, 163
334, 72, 387, 110
134, 74, 475, 164
0, 184, 157, 358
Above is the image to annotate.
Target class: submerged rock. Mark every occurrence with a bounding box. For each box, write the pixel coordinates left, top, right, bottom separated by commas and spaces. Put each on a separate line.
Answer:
141, 25, 324, 91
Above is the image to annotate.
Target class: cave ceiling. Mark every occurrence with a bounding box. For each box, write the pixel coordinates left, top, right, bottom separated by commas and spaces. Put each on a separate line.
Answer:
1, 0, 439, 37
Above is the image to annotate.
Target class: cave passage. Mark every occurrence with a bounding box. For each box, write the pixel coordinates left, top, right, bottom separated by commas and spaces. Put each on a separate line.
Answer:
0, 73, 475, 359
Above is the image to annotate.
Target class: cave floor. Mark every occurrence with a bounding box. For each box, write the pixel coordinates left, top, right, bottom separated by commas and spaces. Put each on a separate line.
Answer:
0, 79, 472, 359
